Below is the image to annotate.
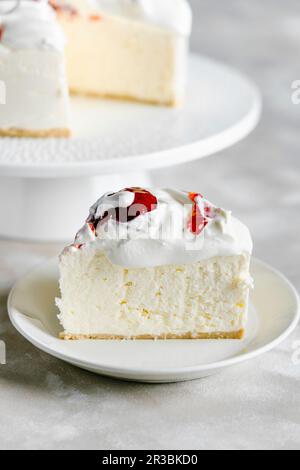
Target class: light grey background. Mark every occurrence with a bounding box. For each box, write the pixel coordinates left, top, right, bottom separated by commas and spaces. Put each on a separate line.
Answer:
0, 0, 299, 450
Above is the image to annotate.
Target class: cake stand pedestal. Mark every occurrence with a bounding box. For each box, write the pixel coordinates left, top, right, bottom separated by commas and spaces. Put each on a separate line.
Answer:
0, 55, 261, 242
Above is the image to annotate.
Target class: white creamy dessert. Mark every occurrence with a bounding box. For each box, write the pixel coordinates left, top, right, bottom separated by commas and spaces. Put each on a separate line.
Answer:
53, 0, 192, 106
0, 0, 70, 137
57, 188, 253, 340
0, 0, 192, 137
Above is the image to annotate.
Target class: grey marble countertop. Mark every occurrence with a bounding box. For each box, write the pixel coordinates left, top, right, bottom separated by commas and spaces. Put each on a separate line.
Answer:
0, 0, 300, 450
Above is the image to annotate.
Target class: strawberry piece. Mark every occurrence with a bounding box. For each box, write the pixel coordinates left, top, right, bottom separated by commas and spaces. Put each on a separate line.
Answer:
187, 192, 212, 235
125, 187, 158, 218
88, 188, 158, 229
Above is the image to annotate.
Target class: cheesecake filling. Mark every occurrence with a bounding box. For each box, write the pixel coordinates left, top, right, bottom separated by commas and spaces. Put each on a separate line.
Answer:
58, 250, 252, 338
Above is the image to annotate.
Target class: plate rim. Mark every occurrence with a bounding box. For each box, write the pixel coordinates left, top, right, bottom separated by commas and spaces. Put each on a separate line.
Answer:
7, 257, 300, 378
0, 54, 262, 179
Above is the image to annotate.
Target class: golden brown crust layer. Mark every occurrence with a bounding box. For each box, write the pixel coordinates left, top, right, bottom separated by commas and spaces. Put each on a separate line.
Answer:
70, 87, 180, 108
60, 329, 245, 340
0, 128, 71, 138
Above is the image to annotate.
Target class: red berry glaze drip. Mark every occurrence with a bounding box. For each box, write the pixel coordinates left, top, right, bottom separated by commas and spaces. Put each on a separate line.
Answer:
188, 192, 213, 235
87, 187, 158, 230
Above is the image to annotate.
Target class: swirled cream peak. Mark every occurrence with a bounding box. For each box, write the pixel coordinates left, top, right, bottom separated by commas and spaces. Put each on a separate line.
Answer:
66, 188, 253, 269
0, 0, 65, 51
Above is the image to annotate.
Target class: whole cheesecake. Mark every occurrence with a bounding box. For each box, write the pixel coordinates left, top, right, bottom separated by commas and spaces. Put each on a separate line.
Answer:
0, 0, 192, 138
57, 188, 253, 340
54, 0, 192, 106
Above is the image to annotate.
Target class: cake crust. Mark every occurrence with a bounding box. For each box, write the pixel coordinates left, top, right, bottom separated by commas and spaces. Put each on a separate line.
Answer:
0, 128, 71, 138
70, 88, 180, 107
60, 330, 245, 340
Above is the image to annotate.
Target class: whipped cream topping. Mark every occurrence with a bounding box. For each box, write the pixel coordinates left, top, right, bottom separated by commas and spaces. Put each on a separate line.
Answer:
66, 188, 253, 269
0, 0, 65, 51
94, 0, 192, 35
57, 0, 192, 36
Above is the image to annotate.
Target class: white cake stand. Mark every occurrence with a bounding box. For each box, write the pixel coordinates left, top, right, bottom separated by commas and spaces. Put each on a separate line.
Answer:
0, 54, 261, 241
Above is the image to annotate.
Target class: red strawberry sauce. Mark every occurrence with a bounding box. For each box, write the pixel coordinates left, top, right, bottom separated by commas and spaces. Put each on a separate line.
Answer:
188, 192, 213, 235
87, 188, 158, 229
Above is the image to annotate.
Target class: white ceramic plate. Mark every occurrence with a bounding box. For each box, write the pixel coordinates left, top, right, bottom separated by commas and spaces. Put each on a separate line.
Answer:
0, 54, 261, 178
8, 258, 299, 383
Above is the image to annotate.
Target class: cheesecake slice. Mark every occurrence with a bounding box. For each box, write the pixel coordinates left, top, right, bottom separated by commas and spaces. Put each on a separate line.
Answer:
0, 0, 70, 137
57, 188, 253, 340
52, 0, 192, 106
